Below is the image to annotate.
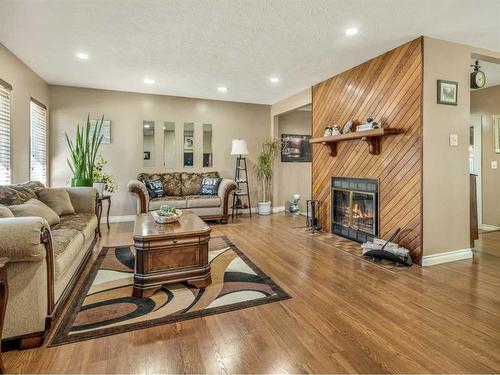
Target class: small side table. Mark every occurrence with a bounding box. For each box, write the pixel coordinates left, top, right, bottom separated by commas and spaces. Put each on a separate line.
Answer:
0, 257, 9, 374
96, 195, 111, 237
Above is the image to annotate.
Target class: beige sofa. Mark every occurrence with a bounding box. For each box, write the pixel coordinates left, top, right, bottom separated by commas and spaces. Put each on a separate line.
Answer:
128, 172, 236, 223
0, 181, 98, 349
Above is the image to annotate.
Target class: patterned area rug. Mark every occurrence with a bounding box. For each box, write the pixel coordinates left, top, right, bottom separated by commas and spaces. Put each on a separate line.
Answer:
50, 236, 289, 346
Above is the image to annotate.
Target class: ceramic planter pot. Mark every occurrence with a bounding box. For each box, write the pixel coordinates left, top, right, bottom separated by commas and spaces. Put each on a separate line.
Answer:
258, 201, 272, 215
71, 178, 93, 187
93, 181, 106, 196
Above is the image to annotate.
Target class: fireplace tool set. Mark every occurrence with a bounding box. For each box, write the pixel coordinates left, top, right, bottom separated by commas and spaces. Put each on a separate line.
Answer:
361, 227, 412, 266
306, 200, 322, 233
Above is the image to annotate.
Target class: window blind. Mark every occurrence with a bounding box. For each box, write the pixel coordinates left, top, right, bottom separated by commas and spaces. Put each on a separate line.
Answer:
0, 81, 11, 185
30, 99, 47, 185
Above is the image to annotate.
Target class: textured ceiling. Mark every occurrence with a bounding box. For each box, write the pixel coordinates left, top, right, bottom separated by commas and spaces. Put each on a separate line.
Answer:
1, 0, 499, 104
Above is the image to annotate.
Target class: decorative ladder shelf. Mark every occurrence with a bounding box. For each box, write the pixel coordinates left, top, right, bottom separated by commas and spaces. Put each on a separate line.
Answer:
309, 128, 401, 156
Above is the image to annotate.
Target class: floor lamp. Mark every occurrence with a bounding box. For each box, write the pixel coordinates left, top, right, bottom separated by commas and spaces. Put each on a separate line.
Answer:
231, 139, 251, 219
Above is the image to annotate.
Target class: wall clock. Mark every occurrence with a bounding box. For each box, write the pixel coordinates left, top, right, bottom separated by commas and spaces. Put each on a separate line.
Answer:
471, 60, 486, 89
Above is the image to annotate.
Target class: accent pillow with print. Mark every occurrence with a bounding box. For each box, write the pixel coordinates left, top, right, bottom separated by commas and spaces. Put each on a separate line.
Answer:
144, 179, 165, 199
199, 177, 221, 195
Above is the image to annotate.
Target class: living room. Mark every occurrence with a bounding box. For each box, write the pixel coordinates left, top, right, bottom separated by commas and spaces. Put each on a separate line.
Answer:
0, 1, 499, 374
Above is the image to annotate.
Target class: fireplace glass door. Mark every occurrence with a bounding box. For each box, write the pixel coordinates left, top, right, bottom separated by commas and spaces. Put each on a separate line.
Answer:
351, 192, 375, 234
333, 189, 376, 235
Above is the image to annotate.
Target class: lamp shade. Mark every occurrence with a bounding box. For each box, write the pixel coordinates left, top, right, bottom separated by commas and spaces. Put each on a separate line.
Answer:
231, 139, 249, 155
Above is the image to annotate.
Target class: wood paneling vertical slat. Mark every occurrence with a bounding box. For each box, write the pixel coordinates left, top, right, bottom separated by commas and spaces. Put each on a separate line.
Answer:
311, 38, 423, 262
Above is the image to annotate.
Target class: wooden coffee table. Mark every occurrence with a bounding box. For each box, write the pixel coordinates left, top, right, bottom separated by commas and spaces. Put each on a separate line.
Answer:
132, 211, 212, 298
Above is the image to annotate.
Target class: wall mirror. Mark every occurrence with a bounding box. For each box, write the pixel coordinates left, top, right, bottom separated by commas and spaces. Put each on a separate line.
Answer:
183, 122, 194, 167
163, 122, 175, 169
203, 124, 213, 167
143, 121, 155, 167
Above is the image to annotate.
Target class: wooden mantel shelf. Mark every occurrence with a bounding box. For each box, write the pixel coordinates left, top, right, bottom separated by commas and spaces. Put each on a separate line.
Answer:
309, 128, 400, 156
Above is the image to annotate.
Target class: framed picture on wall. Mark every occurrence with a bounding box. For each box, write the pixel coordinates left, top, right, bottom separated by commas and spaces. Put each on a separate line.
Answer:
281, 134, 312, 162
437, 80, 458, 106
90, 119, 111, 144
494, 115, 500, 154
143, 151, 151, 160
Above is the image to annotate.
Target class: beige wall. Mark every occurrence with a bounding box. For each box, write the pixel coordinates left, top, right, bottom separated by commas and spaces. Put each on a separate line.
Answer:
270, 88, 311, 207
471, 84, 500, 226
422, 37, 500, 256
0, 43, 49, 183
422, 37, 471, 256
49, 86, 270, 216
277, 110, 311, 211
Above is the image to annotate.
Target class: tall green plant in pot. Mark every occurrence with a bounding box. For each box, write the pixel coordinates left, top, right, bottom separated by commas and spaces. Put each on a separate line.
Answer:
65, 115, 104, 187
254, 138, 279, 215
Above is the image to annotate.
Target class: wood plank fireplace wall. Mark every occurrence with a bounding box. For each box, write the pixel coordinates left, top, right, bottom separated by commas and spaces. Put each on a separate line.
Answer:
311, 37, 423, 261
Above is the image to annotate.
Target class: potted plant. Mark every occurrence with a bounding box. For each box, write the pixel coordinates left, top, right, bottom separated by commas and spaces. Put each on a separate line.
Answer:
254, 138, 279, 215
65, 115, 104, 187
92, 155, 118, 196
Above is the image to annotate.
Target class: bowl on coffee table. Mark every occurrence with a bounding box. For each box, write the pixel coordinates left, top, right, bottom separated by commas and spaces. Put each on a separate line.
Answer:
151, 205, 182, 224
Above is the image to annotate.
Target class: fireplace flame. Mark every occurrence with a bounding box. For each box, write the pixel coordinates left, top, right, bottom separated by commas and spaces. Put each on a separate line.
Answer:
352, 204, 372, 219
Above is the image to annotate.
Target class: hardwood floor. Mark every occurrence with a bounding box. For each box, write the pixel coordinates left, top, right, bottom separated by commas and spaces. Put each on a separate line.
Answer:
475, 230, 500, 258
3, 213, 500, 373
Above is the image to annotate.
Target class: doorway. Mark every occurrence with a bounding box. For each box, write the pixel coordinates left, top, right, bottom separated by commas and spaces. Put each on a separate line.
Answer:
470, 57, 500, 256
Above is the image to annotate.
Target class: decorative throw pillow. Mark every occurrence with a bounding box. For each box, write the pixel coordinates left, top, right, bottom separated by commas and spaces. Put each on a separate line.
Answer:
180, 172, 203, 196
8, 199, 61, 226
199, 177, 221, 195
144, 179, 165, 199
162, 173, 182, 196
0, 204, 14, 218
37, 188, 75, 216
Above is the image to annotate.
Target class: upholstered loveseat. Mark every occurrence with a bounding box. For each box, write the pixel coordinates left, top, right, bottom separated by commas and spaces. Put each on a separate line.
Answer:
0, 181, 98, 348
128, 172, 236, 223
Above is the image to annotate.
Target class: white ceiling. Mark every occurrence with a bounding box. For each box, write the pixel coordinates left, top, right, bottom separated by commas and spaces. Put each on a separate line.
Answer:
1, 0, 500, 105
473, 60, 500, 90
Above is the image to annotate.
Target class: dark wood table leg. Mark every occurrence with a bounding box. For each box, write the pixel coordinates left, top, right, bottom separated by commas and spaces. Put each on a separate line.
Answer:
0, 258, 9, 374
106, 197, 111, 230
96, 199, 103, 237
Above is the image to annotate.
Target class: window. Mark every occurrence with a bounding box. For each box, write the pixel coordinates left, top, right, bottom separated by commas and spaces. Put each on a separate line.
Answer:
0, 79, 12, 185
30, 99, 47, 185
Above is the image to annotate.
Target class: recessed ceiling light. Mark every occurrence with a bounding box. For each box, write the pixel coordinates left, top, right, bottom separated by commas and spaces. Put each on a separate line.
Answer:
270, 77, 279, 83
217, 86, 228, 92
144, 78, 155, 84
345, 27, 359, 36
76, 52, 89, 60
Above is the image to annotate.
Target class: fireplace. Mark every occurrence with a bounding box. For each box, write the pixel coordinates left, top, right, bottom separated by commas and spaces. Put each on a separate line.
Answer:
332, 177, 379, 243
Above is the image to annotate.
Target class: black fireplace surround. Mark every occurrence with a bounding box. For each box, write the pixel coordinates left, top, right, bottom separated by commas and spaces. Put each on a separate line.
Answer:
332, 177, 379, 243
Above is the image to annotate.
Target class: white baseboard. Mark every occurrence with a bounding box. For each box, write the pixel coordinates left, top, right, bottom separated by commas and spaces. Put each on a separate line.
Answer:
100, 215, 136, 224
479, 224, 500, 231
421, 248, 473, 266
272, 206, 285, 213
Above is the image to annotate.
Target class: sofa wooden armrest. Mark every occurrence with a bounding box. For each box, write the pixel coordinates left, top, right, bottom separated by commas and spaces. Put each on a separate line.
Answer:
218, 179, 236, 223
127, 180, 149, 214
0, 217, 55, 348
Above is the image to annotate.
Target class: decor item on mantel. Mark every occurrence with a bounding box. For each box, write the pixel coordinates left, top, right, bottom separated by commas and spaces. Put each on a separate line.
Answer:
356, 117, 381, 132
92, 155, 118, 196
254, 138, 279, 215
342, 119, 361, 134
310, 127, 400, 157
65, 115, 104, 187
